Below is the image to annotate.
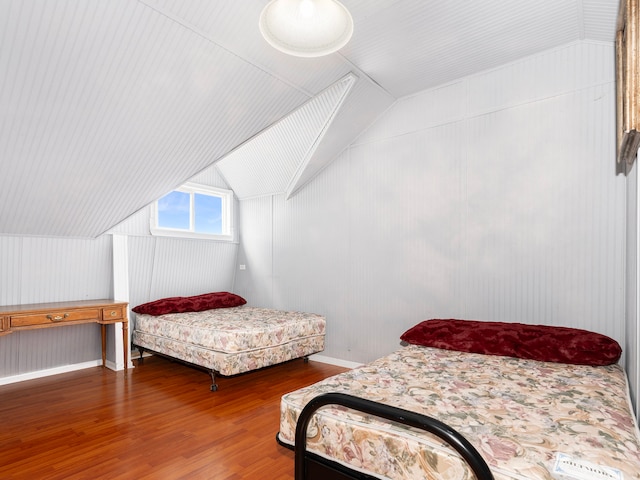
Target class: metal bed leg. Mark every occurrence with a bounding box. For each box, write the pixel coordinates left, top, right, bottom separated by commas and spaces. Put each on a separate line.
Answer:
209, 370, 218, 392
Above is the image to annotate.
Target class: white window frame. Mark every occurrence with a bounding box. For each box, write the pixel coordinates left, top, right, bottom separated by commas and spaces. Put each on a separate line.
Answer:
150, 182, 235, 241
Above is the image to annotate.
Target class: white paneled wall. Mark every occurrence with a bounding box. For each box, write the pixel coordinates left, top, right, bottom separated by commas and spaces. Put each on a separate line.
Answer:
625, 164, 639, 413
19, 236, 115, 302
143, 237, 237, 301
0, 236, 23, 306
0, 235, 113, 378
0, 236, 113, 305
235, 42, 628, 368
235, 197, 275, 308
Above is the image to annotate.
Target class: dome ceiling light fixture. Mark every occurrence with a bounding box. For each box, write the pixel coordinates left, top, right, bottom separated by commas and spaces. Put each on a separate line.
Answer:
259, 0, 354, 58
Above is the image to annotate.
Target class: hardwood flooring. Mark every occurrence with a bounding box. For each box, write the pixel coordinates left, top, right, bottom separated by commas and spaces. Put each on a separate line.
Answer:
0, 356, 348, 480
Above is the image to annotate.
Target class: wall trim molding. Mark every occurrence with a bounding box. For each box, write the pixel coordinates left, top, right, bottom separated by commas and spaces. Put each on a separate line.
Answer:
0, 360, 103, 386
309, 354, 362, 369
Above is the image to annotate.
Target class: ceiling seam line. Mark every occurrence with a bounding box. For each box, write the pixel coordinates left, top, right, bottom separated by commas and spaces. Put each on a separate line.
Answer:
136, 0, 315, 98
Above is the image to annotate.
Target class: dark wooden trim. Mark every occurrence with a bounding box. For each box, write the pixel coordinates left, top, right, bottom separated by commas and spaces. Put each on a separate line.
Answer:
616, 0, 640, 174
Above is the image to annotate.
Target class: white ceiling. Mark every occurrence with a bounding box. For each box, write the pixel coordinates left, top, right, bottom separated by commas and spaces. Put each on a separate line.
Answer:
0, 0, 620, 237
216, 73, 358, 200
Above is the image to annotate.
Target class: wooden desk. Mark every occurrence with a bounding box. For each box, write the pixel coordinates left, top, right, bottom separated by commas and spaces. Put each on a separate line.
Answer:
0, 299, 128, 370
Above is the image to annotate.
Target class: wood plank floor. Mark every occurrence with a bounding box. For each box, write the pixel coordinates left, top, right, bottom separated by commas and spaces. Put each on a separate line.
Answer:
0, 356, 348, 480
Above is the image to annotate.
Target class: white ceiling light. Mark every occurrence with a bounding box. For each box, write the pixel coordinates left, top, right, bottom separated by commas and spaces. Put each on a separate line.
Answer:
259, 0, 354, 58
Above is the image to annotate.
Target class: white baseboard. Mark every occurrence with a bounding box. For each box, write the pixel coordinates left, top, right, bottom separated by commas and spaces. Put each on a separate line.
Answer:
104, 359, 135, 371
0, 353, 356, 386
308, 354, 363, 369
0, 357, 135, 386
0, 360, 102, 386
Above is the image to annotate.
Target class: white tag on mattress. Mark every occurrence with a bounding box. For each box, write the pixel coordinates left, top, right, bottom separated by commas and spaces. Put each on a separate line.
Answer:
551, 453, 623, 480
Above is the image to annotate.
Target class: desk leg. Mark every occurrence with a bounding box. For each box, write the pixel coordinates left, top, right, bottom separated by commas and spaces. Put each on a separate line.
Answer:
122, 320, 129, 370
101, 324, 107, 367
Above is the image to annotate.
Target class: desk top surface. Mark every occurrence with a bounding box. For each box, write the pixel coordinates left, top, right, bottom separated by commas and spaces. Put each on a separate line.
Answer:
0, 299, 127, 315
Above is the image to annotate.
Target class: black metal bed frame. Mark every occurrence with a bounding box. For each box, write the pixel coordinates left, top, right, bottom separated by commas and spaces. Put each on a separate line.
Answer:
286, 392, 495, 480
135, 344, 310, 392
135, 345, 221, 391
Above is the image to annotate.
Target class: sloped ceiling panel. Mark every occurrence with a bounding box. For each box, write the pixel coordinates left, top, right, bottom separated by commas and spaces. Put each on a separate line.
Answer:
341, 0, 616, 98
290, 76, 396, 196
0, 0, 309, 237
285, 74, 359, 199
0, 0, 621, 237
143, 0, 355, 96
216, 74, 357, 199
581, 0, 619, 41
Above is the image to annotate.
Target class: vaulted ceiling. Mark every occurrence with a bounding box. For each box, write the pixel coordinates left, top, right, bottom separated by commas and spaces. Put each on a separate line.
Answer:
0, 0, 620, 237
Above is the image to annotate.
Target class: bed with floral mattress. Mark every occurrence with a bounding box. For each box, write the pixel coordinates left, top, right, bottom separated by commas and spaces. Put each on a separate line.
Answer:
131, 292, 326, 391
277, 319, 640, 480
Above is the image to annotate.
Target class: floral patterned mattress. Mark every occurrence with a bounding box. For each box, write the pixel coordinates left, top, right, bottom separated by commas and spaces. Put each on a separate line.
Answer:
278, 345, 640, 480
132, 306, 325, 376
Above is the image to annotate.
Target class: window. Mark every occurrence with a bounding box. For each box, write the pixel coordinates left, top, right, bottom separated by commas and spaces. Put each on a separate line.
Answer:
150, 183, 234, 241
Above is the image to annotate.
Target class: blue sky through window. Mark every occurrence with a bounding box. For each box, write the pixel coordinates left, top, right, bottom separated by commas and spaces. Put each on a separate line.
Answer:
157, 190, 223, 234
194, 193, 222, 234
157, 191, 190, 229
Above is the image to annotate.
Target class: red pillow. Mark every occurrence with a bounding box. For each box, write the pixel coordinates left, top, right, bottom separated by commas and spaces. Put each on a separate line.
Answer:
132, 292, 246, 316
400, 319, 622, 366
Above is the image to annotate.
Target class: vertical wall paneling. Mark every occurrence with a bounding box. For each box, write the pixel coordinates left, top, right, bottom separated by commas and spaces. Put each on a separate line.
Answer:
19, 236, 113, 303
234, 197, 274, 307
237, 42, 628, 368
627, 164, 640, 414
0, 235, 112, 379
0, 236, 23, 305
147, 238, 236, 300
636, 166, 640, 416
1, 236, 24, 376
272, 151, 351, 311
127, 236, 157, 316
462, 85, 624, 339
